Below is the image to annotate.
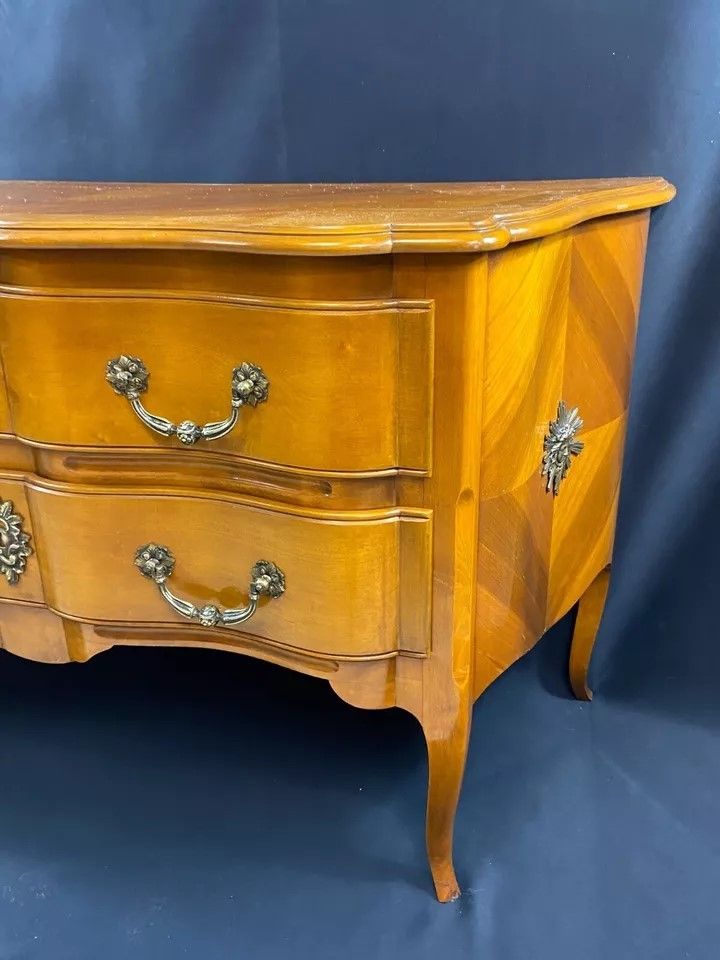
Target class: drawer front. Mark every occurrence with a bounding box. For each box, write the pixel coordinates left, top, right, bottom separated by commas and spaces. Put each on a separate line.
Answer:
25, 481, 432, 659
0, 293, 433, 473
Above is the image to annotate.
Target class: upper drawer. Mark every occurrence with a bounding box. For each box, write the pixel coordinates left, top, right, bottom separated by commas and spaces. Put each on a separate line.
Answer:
0, 292, 433, 474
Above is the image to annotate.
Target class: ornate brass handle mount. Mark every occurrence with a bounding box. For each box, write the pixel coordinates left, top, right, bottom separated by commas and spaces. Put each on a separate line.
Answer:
106, 356, 269, 445
541, 400, 584, 496
134, 544, 285, 628
0, 499, 33, 585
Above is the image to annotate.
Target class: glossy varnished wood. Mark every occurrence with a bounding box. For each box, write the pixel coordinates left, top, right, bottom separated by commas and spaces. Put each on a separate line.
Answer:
569, 566, 611, 700
7, 473, 433, 659
0, 291, 433, 473
0, 180, 674, 901
0, 178, 674, 254
474, 210, 650, 698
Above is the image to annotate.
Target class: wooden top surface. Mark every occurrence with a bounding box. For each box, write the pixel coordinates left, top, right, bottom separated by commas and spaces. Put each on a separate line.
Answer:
0, 178, 674, 255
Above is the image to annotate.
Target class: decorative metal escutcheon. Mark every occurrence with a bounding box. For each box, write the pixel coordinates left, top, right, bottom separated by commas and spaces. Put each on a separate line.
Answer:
134, 543, 285, 628
0, 499, 33, 585
106, 356, 269, 445
541, 401, 584, 496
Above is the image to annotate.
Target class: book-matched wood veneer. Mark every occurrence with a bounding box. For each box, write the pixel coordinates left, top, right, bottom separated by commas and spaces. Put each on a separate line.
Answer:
0, 179, 674, 900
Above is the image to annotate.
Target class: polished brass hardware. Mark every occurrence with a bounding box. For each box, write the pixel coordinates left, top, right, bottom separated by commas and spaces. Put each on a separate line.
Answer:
0, 499, 32, 585
134, 543, 285, 627
541, 401, 584, 495
106, 357, 269, 445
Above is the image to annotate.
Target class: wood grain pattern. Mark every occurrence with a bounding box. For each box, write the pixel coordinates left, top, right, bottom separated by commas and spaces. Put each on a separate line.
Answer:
480, 232, 570, 499
28, 444, 399, 510
0, 178, 674, 254
0, 601, 77, 663
475, 473, 552, 694
334, 251, 487, 901
0, 291, 433, 473
569, 566, 611, 700
546, 417, 624, 626
17, 474, 433, 659
0, 599, 345, 675
563, 212, 648, 431
0, 248, 395, 299
474, 211, 649, 702
0, 180, 674, 902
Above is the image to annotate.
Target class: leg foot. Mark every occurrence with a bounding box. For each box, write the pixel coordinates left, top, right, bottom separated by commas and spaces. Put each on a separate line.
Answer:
569, 565, 610, 701
422, 706, 470, 902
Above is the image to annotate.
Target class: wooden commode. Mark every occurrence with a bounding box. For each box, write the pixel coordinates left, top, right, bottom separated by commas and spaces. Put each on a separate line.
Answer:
0, 179, 674, 900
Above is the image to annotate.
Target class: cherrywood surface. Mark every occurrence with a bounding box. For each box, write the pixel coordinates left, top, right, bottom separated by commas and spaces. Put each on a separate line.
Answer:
473, 210, 648, 698
569, 566, 612, 700
26, 445, 400, 510
0, 291, 433, 473
0, 178, 674, 254
0, 180, 674, 901
13, 473, 432, 659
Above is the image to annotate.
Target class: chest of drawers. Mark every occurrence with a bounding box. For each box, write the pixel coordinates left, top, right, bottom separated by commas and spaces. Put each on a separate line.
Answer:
0, 178, 674, 900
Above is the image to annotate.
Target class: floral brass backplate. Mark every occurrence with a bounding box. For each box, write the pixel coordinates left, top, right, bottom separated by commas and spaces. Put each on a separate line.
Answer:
0, 499, 33, 584
541, 401, 584, 496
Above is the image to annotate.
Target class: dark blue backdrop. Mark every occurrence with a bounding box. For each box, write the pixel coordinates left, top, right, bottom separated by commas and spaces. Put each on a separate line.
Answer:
0, 2, 718, 958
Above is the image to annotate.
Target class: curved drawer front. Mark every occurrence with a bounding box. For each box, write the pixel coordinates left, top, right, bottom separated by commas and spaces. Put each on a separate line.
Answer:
25, 482, 432, 659
0, 293, 433, 473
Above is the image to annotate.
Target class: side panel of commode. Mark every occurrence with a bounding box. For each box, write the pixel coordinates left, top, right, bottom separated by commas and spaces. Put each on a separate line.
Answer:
474, 211, 649, 698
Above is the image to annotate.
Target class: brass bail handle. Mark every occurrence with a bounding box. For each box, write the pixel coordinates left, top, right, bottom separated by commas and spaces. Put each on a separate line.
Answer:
106, 357, 269, 445
134, 544, 285, 628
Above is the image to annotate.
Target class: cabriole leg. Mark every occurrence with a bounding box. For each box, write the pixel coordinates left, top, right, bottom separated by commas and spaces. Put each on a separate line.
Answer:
421, 702, 471, 902
569, 565, 611, 701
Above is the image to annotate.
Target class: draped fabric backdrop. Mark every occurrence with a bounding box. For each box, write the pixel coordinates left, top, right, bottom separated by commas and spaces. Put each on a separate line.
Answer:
0, 2, 718, 958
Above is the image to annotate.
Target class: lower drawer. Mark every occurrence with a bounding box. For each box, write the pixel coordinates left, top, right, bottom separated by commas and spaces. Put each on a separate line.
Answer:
21, 480, 432, 659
